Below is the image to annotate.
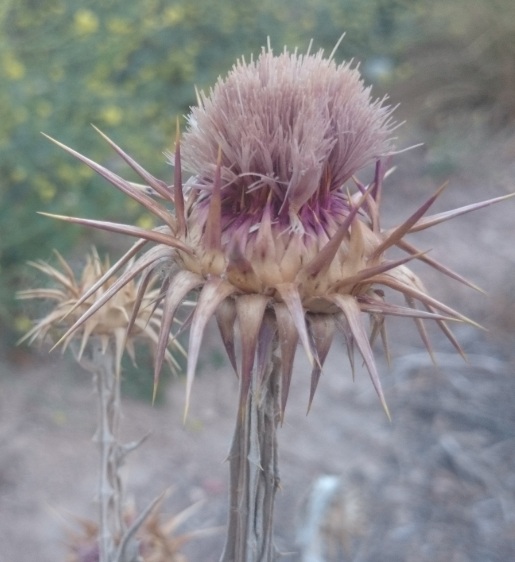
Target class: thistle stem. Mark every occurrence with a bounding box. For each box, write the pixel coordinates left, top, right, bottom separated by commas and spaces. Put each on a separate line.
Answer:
221, 337, 281, 562
76, 341, 152, 562
92, 344, 126, 562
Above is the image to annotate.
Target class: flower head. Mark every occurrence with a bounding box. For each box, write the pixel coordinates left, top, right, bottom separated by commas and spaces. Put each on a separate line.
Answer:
182, 46, 394, 226
18, 247, 184, 377
42, 44, 513, 417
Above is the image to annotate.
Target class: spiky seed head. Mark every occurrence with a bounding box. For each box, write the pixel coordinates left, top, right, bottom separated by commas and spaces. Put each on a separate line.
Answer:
41, 42, 514, 418
18, 247, 184, 377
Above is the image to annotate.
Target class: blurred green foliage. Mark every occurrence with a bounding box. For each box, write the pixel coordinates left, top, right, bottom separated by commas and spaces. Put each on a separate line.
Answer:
1, 0, 415, 344
390, 0, 515, 130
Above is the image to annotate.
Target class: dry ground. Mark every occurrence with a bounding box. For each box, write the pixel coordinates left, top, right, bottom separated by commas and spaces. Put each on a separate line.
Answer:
1, 124, 514, 561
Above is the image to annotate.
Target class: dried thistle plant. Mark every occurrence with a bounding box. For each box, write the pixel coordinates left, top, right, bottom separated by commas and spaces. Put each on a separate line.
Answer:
18, 247, 183, 378
40, 42, 512, 561
18, 248, 186, 562
65, 497, 217, 562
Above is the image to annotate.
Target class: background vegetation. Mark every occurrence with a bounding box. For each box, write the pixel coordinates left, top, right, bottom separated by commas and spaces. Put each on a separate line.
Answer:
1, 0, 512, 353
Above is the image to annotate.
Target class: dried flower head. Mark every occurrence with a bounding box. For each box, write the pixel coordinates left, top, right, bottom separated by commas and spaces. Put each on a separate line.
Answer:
43, 44, 512, 417
65, 500, 213, 562
18, 247, 184, 376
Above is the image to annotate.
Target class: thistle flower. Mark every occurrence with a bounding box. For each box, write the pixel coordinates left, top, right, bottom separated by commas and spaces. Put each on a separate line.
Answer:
18, 247, 184, 377
42, 44, 512, 418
